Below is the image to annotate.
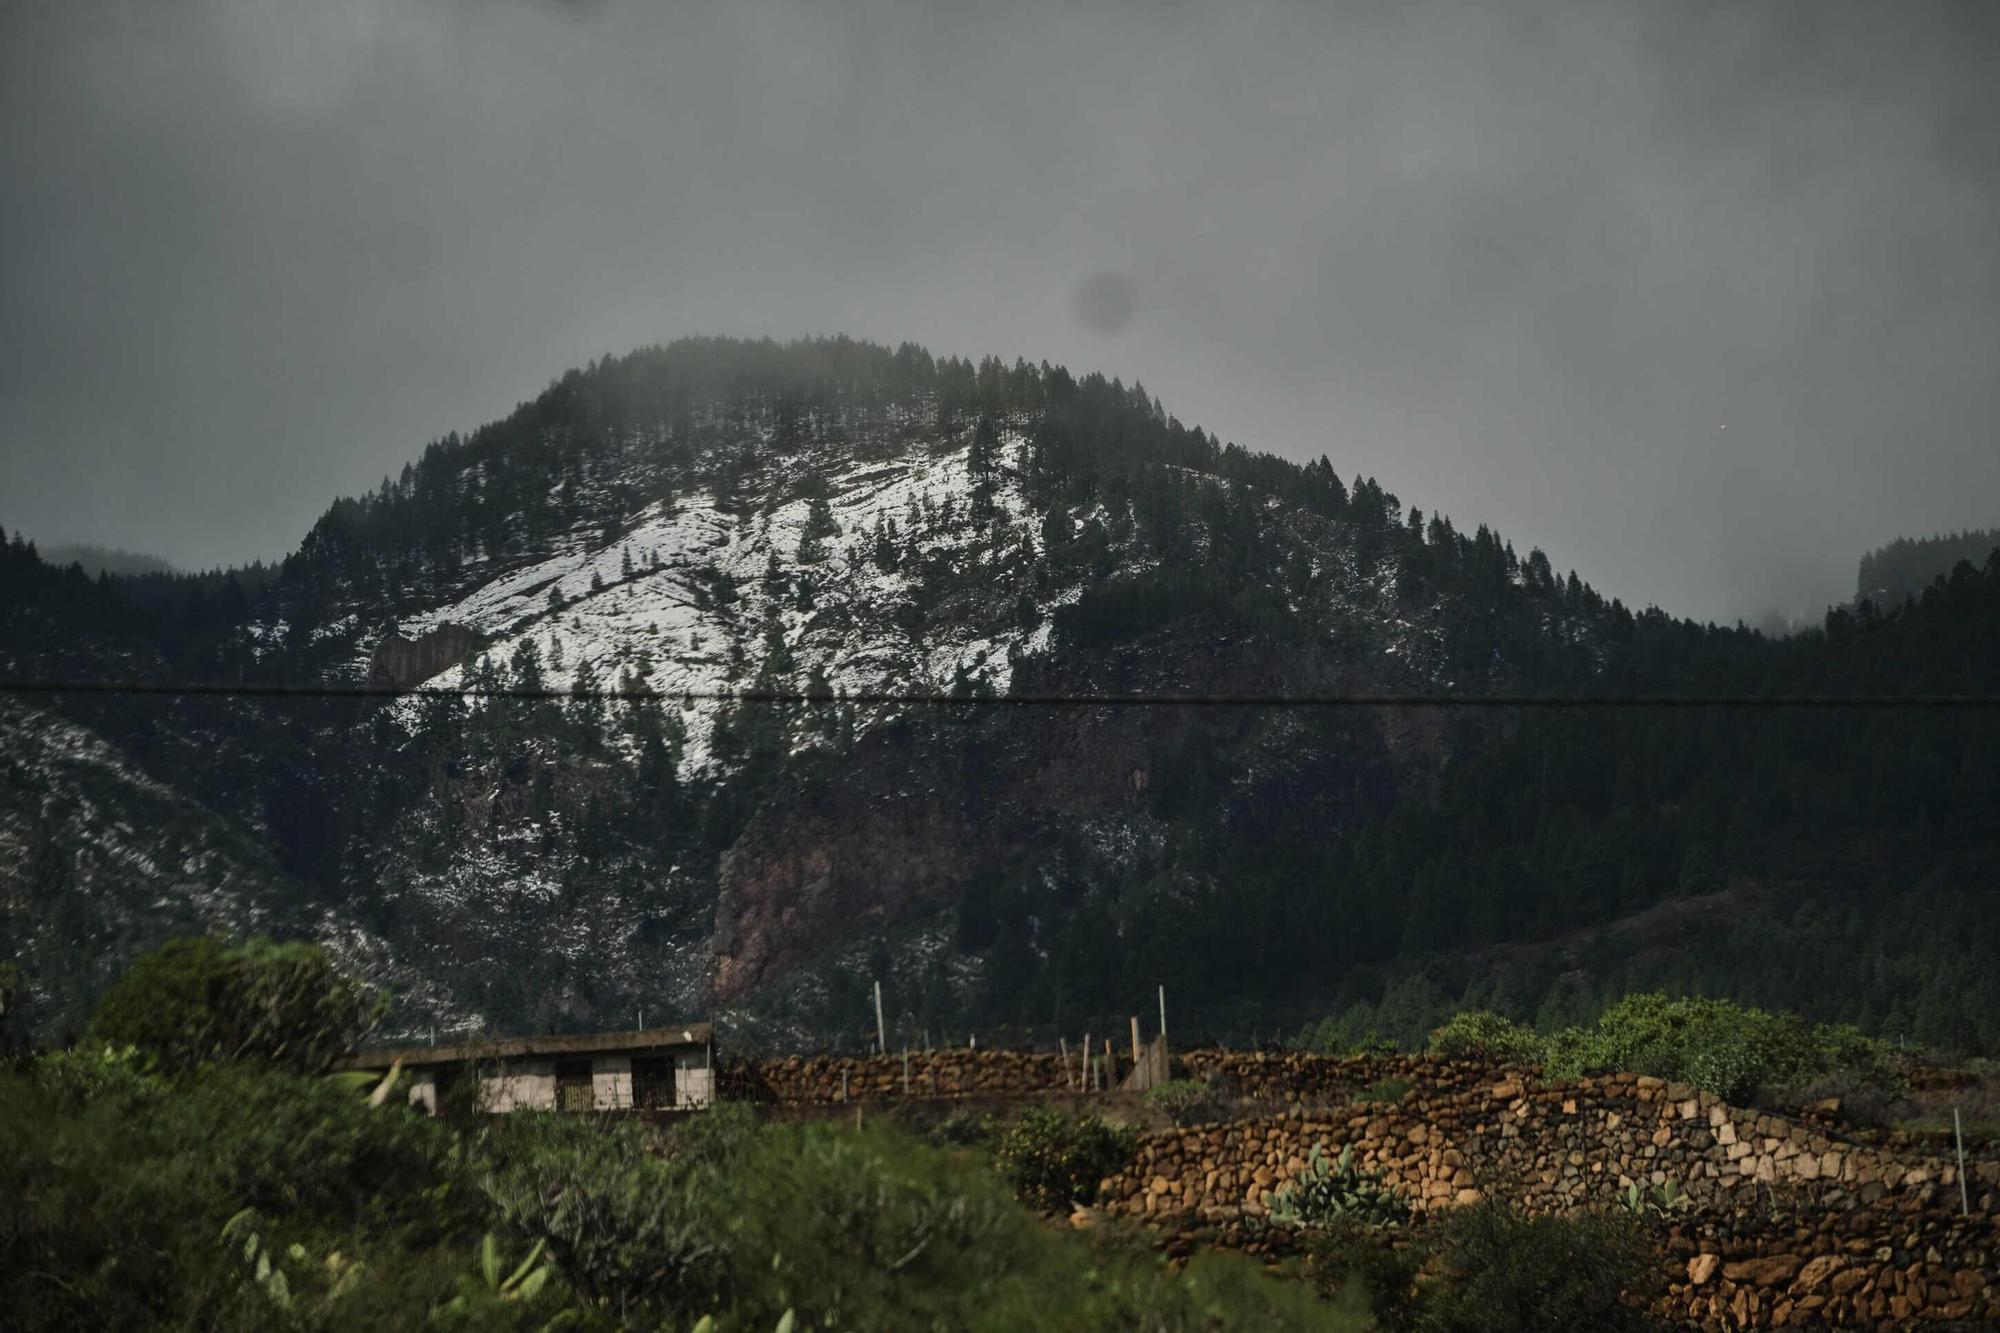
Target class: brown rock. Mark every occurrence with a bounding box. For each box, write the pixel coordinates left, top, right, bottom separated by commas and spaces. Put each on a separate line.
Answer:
1725, 1254, 1804, 1287
1688, 1254, 1722, 1286
1794, 1254, 1844, 1292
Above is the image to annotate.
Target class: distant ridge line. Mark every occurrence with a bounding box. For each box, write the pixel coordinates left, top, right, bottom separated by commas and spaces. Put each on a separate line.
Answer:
3, 679, 1997, 708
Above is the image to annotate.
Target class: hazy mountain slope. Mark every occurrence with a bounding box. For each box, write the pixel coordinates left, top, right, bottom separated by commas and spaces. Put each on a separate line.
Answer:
6, 337, 1997, 1051
39, 543, 177, 579
0, 700, 302, 1037
1858, 528, 2000, 607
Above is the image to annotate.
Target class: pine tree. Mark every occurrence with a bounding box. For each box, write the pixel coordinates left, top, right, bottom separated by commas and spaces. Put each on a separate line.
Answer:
968, 411, 1000, 477
798, 495, 839, 564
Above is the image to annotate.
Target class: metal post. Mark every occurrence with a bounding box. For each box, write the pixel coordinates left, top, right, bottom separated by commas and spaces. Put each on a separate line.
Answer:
1159, 985, 1167, 1042
1060, 1037, 1071, 1090
873, 981, 886, 1056
1956, 1108, 1971, 1218
840, 1068, 848, 1103
902, 1047, 910, 1097
1082, 1032, 1091, 1093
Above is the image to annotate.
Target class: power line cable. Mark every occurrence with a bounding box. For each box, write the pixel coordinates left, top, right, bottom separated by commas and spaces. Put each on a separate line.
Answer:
1, 679, 1996, 707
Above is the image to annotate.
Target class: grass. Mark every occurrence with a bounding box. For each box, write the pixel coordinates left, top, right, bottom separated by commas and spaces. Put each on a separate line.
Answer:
2, 1054, 1369, 1332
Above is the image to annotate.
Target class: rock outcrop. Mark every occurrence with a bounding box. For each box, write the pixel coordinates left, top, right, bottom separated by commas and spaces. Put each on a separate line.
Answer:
367, 623, 484, 690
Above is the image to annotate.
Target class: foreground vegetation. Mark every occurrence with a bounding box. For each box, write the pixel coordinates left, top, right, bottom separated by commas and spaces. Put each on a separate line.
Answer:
5, 940, 1366, 1331
5, 1057, 1374, 1332
6, 940, 1742, 1329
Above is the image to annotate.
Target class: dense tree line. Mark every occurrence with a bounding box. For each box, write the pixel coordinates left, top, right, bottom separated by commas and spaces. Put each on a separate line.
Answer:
1858, 528, 2000, 606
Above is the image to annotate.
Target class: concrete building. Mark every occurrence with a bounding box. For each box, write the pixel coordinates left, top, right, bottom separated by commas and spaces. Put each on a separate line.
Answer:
336, 1023, 714, 1115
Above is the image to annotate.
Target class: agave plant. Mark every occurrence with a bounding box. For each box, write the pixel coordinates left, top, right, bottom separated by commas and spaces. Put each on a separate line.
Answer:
1617, 1178, 1694, 1218
1268, 1143, 1410, 1230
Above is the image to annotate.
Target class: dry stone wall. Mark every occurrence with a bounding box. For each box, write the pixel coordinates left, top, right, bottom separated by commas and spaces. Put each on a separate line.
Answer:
730, 1048, 1074, 1103
1095, 1061, 1998, 1329
729, 1047, 1997, 1325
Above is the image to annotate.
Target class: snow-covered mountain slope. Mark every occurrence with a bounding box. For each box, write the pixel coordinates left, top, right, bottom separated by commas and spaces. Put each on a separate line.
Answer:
389, 428, 1063, 775
4, 339, 1645, 1042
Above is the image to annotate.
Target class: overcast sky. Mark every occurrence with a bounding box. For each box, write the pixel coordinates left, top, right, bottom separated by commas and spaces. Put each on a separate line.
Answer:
4, 0, 1997, 623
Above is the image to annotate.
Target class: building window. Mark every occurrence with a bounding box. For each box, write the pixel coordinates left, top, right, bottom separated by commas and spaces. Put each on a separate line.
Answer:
554, 1058, 594, 1112
632, 1055, 674, 1109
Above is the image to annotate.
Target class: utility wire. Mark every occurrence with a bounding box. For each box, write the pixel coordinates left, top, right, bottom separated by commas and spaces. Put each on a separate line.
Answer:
1, 679, 1997, 707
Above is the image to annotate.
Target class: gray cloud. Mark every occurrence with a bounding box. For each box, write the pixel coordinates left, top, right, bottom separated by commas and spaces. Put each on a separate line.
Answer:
3, 0, 1997, 622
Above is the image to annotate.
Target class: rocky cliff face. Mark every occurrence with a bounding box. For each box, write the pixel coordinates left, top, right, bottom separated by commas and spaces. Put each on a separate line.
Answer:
366, 623, 484, 689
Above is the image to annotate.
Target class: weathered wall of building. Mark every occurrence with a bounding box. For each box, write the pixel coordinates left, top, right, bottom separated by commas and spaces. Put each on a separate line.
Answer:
674, 1049, 713, 1107
479, 1060, 556, 1113
593, 1055, 633, 1111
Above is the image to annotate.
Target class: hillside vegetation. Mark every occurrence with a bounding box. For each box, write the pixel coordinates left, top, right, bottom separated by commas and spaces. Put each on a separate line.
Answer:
2, 336, 1996, 1052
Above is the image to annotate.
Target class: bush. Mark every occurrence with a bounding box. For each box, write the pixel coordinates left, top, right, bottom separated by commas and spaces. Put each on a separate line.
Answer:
1544, 993, 1902, 1103
0, 1058, 481, 1331
1269, 1144, 1411, 1230
1427, 1010, 1547, 1064
88, 937, 386, 1075
991, 1107, 1137, 1211
1357, 1077, 1412, 1104
1145, 1078, 1227, 1126
1415, 1202, 1660, 1333
32, 1043, 159, 1105
480, 1113, 725, 1320
1304, 1217, 1423, 1331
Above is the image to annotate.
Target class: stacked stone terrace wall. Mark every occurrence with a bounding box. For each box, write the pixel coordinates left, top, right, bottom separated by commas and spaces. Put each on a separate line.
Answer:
730, 1047, 1997, 1325
730, 1048, 1073, 1103
1095, 1062, 1998, 1329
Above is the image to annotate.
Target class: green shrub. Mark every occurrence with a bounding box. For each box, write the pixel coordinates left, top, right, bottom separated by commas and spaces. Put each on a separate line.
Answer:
480, 1112, 726, 1320
1356, 1077, 1412, 1104
88, 937, 387, 1075
1269, 1144, 1410, 1230
1304, 1217, 1423, 1331
1297, 1018, 1403, 1057
33, 1043, 159, 1105
991, 1107, 1137, 1211
1426, 1010, 1547, 1064
1543, 993, 1902, 1103
1145, 1078, 1226, 1126
1415, 1202, 1660, 1333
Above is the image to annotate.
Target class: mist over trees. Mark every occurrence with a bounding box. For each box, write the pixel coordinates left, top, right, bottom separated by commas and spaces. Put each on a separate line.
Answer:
1858, 528, 2000, 607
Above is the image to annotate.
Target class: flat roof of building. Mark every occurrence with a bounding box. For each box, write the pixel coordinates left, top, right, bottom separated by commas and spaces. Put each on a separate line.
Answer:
335, 1022, 713, 1071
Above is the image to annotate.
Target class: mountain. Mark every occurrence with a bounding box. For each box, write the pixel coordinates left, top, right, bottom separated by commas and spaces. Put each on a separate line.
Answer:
38, 543, 177, 579
1858, 528, 2000, 608
4, 336, 1997, 1050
